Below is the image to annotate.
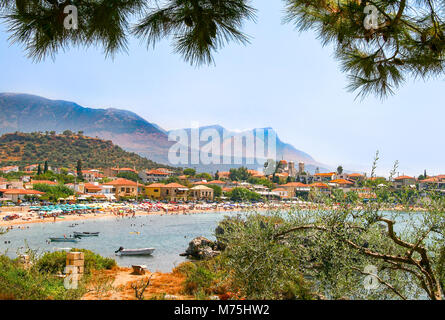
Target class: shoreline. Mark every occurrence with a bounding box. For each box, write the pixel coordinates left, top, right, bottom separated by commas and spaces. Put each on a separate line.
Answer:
0, 203, 427, 228
0, 206, 269, 228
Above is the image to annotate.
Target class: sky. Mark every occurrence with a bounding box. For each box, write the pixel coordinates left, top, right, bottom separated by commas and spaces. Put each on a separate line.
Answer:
0, 1, 444, 177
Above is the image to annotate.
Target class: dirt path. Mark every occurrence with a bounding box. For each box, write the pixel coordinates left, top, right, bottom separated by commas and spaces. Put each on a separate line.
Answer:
82, 267, 193, 300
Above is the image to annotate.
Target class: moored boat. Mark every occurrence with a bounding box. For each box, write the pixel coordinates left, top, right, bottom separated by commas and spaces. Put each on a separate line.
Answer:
49, 237, 78, 243
73, 231, 100, 237
115, 247, 155, 256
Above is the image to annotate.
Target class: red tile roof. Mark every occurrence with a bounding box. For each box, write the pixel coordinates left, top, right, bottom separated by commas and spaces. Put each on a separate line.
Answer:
146, 169, 169, 175
330, 179, 354, 185
2, 189, 45, 195
208, 180, 225, 185
31, 180, 57, 185
348, 173, 364, 177
163, 183, 187, 188
309, 182, 329, 188
314, 172, 335, 177
193, 181, 208, 185
420, 177, 438, 183
146, 183, 165, 188
112, 168, 137, 173
281, 182, 308, 187
394, 175, 415, 181
103, 178, 137, 186
84, 183, 102, 191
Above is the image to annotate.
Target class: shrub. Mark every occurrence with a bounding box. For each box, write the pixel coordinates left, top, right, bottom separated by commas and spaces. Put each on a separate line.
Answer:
35, 249, 116, 275
0, 255, 85, 300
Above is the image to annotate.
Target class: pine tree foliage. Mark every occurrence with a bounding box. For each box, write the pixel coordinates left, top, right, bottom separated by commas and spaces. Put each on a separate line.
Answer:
284, 0, 445, 98
0, 0, 255, 65
1, 0, 444, 97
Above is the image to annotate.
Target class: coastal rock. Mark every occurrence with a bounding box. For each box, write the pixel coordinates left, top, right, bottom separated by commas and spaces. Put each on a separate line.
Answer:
180, 236, 220, 260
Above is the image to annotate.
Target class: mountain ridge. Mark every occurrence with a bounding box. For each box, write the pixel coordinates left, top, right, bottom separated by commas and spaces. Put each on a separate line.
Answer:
0, 93, 328, 173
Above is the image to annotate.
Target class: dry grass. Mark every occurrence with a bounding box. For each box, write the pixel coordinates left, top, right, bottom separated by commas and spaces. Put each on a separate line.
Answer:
82, 267, 193, 300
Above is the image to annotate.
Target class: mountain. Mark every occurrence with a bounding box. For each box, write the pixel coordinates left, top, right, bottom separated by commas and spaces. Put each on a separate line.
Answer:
0, 132, 171, 170
0, 93, 327, 172
168, 125, 326, 173
0, 93, 172, 163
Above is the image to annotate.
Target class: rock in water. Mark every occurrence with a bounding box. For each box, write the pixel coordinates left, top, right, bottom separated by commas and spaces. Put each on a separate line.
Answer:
180, 236, 220, 260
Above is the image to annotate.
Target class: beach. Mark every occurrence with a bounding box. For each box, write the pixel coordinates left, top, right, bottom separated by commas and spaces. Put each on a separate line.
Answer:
1, 201, 426, 229
0, 202, 286, 228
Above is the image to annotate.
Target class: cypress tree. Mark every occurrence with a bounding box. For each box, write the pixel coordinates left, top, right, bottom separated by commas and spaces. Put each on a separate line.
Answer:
43, 160, 48, 173
77, 160, 83, 181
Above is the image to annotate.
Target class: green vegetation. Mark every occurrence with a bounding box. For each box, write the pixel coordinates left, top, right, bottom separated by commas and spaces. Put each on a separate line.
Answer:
0, 255, 86, 300
229, 167, 251, 181
183, 168, 196, 176
32, 170, 76, 184
247, 176, 275, 189
196, 172, 212, 181
226, 187, 263, 202
32, 183, 74, 202
207, 184, 222, 198
35, 249, 116, 275
117, 171, 142, 183
0, 132, 171, 170
4, 1, 443, 97
176, 215, 314, 300
0, 247, 116, 300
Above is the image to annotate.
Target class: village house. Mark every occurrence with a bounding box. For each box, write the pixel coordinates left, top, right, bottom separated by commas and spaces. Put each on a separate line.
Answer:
271, 188, 289, 200
393, 175, 416, 189
0, 165, 19, 174
1, 180, 24, 190
145, 183, 164, 200
23, 164, 39, 172
145, 169, 171, 183
280, 182, 310, 198
313, 172, 336, 182
103, 167, 137, 177
217, 171, 230, 180
190, 185, 214, 201
0, 188, 45, 203
309, 182, 330, 193
207, 180, 226, 186
81, 170, 104, 182
347, 173, 365, 183
418, 175, 445, 192
329, 179, 354, 190
160, 183, 189, 202
103, 178, 138, 199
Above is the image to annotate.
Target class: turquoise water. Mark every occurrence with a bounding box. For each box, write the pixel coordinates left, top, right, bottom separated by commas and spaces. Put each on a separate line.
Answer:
0, 212, 242, 272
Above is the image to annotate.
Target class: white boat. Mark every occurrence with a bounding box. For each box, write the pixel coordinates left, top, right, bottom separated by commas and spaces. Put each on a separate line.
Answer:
115, 247, 155, 256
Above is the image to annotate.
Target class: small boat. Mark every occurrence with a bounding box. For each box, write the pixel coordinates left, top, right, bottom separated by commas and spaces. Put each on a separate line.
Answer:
115, 247, 155, 256
73, 231, 100, 237
49, 237, 78, 243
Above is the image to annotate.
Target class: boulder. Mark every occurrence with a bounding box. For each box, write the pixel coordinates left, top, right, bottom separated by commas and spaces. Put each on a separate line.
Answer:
180, 236, 221, 260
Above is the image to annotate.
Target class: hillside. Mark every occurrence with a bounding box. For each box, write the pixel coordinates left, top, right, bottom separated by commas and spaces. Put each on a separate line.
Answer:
0, 132, 174, 170
0, 93, 173, 164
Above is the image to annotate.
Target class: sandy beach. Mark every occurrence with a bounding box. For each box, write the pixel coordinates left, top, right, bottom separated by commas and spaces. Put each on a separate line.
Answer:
0, 202, 425, 229
0, 204, 273, 228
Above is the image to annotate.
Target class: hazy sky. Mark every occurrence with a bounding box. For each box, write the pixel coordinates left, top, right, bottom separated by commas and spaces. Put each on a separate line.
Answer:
0, 1, 444, 177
